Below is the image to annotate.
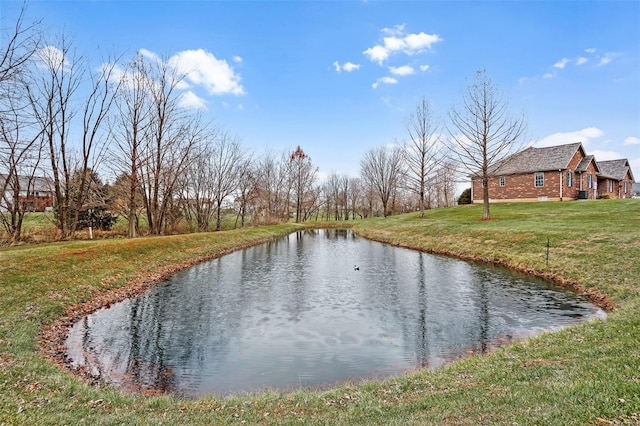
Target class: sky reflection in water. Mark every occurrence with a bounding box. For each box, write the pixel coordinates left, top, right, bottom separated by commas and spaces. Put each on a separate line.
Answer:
66, 229, 604, 397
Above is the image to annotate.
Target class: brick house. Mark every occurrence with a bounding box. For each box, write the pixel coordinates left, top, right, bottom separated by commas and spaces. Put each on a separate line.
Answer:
0, 174, 55, 212
470, 142, 635, 203
597, 159, 635, 199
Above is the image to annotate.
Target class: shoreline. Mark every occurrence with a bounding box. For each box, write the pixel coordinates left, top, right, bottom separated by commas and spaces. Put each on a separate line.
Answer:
39, 225, 614, 397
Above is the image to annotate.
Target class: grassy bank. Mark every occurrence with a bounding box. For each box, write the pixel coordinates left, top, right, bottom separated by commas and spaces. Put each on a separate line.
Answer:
1, 200, 639, 425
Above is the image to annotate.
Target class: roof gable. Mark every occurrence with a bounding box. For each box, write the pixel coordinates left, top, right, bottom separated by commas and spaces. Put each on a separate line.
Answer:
597, 159, 634, 181
576, 155, 599, 173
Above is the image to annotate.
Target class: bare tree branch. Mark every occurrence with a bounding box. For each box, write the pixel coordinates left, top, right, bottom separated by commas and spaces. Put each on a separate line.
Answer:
403, 97, 443, 217
360, 144, 404, 217
447, 70, 526, 219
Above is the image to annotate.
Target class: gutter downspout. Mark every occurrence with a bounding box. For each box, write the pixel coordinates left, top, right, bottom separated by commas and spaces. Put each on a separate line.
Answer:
559, 169, 563, 201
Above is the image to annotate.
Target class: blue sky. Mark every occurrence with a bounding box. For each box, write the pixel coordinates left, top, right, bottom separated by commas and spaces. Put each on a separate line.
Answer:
3, 0, 639, 179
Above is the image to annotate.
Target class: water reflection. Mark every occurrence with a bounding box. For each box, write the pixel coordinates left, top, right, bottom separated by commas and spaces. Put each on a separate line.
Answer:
66, 229, 604, 397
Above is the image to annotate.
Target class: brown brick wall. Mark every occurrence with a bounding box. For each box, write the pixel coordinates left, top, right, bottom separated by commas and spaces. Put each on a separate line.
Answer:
575, 161, 599, 199
598, 171, 636, 199
473, 171, 566, 201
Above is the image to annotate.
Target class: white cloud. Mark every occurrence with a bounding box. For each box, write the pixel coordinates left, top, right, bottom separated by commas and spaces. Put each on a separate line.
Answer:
420, 64, 430, 72
106, 62, 151, 91
576, 57, 588, 65
553, 58, 570, 69
543, 72, 554, 79
590, 149, 622, 161
333, 61, 360, 73
343, 62, 360, 72
598, 52, 621, 66
372, 76, 398, 89
404, 32, 442, 53
389, 65, 414, 76
534, 127, 604, 148
585, 48, 597, 54
363, 45, 389, 64
169, 48, 244, 95
342, 62, 360, 72
179, 90, 207, 110
175, 79, 191, 90
233, 56, 242, 63
138, 48, 161, 63
624, 136, 640, 146
37, 45, 69, 72
381, 24, 405, 36
363, 25, 442, 65
383, 36, 406, 52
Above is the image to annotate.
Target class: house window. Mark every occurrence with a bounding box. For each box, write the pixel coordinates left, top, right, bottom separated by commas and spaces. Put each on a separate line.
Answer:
566, 172, 573, 187
609, 180, 614, 192
499, 176, 505, 187
534, 172, 544, 187
624, 181, 628, 193
587, 174, 593, 189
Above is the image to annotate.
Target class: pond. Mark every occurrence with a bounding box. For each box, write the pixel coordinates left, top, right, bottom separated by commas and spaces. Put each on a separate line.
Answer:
66, 229, 604, 397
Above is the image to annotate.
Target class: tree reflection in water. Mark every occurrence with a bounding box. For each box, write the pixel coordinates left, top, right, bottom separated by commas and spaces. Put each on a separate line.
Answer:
66, 229, 604, 397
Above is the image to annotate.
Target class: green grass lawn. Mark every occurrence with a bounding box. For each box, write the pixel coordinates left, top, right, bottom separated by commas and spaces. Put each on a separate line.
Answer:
1, 200, 639, 425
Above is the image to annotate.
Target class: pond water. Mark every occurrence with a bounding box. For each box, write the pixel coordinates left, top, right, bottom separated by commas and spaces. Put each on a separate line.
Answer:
66, 229, 604, 397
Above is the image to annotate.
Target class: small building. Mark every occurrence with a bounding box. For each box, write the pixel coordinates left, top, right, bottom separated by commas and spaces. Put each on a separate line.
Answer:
470, 142, 636, 203
0, 174, 54, 212
596, 159, 635, 199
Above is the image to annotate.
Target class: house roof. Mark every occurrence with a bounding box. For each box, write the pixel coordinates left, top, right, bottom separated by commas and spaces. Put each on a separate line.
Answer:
487, 142, 584, 176
575, 155, 599, 173
0, 174, 53, 193
597, 159, 635, 182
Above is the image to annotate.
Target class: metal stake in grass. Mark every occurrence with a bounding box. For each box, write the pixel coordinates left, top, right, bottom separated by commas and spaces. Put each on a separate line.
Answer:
546, 237, 550, 266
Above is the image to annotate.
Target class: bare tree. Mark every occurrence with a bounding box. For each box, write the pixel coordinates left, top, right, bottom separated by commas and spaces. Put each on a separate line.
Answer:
23, 32, 119, 239
347, 177, 362, 220
68, 58, 121, 234
140, 57, 201, 235
404, 97, 442, 217
429, 160, 457, 208
289, 146, 317, 223
27, 35, 81, 239
325, 172, 342, 220
112, 53, 205, 236
324, 173, 354, 221
0, 3, 40, 87
183, 144, 215, 232
254, 149, 297, 223
448, 70, 526, 219
233, 157, 256, 228
112, 54, 152, 238
0, 7, 43, 243
360, 144, 404, 217
208, 132, 244, 231
0, 86, 45, 243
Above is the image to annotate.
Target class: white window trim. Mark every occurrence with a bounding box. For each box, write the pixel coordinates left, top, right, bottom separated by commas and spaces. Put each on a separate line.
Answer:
534, 172, 544, 188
